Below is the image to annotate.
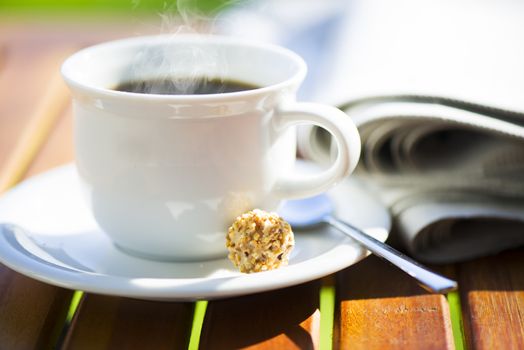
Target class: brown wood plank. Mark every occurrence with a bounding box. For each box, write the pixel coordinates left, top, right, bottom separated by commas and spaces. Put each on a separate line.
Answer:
200, 281, 321, 349
0, 30, 75, 350
62, 294, 194, 349
335, 255, 455, 349
0, 270, 73, 350
458, 247, 524, 350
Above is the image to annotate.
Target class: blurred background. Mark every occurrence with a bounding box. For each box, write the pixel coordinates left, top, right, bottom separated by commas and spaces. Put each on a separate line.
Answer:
0, 0, 227, 16
4, 0, 524, 104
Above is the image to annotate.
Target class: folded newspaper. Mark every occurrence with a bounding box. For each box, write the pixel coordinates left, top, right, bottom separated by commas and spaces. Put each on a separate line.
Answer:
300, 96, 524, 263
223, 0, 524, 263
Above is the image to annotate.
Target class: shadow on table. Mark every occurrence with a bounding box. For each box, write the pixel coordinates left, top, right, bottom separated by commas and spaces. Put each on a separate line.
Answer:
336, 254, 432, 300
199, 280, 321, 349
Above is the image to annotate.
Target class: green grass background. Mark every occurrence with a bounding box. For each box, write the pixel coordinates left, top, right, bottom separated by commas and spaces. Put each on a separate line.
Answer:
0, 0, 232, 16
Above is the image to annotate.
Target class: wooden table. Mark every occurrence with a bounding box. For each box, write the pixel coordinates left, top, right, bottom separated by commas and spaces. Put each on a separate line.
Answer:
0, 21, 523, 350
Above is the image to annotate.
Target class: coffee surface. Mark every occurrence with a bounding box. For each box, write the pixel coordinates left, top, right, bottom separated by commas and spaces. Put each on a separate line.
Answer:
114, 77, 259, 95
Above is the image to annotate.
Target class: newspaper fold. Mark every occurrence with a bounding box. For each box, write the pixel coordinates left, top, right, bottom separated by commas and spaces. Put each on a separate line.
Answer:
299, 96, 524, 263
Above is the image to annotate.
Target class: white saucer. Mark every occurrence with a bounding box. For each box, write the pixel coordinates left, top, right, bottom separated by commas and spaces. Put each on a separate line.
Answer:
0, 164, 390, 301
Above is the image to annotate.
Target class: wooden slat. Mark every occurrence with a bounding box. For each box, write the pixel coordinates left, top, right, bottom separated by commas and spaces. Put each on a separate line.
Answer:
0, 59, 70, 191
62, 294, 194, 349
335, 255, 455, 349
458, 248, 524, 350
0, 270, 73, 349
199, 281, 321, 349
0, 34, 75, 349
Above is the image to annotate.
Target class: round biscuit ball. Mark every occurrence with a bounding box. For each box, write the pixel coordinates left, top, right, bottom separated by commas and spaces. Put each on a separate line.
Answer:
226, 209, 294, 273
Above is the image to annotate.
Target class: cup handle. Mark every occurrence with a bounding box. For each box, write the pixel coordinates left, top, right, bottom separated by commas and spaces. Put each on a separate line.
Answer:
273, 102, 361, 199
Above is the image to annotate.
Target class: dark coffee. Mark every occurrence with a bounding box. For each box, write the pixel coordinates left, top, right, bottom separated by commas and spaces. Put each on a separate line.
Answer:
114, 77, 259, 95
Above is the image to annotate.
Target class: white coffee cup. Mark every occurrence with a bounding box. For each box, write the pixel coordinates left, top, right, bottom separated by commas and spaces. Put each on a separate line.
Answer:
62, 35, 361, 261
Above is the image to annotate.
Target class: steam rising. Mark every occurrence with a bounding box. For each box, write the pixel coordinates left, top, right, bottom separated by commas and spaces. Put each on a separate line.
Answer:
124, 0, 245, 95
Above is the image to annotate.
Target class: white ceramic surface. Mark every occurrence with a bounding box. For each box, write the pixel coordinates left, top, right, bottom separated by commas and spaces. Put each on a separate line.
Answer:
61, 35, 361, 260
0, 165, 389, 301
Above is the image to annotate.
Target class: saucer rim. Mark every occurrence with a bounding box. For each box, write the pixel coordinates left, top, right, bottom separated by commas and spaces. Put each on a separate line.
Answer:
0, 227, 371, 301
0, 164, 390, 301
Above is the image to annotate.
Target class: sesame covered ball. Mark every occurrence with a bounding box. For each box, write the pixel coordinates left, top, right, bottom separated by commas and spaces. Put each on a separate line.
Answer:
226, 209, 294, 273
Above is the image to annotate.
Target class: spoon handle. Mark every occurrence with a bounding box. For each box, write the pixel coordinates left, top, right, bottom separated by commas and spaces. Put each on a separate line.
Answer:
325, 216, 457, 294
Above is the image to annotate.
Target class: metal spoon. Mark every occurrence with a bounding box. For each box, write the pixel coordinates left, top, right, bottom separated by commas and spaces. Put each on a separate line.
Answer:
278, 194, 457, 293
